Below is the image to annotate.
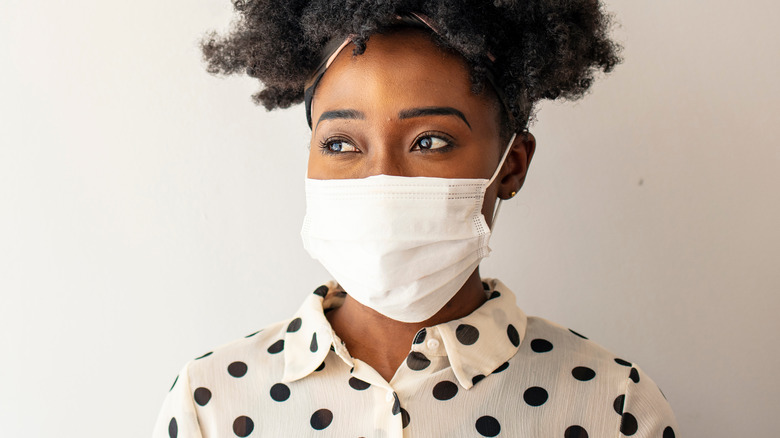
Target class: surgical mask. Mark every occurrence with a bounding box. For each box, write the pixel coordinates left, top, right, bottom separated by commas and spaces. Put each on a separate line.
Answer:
301, 133, 516, 322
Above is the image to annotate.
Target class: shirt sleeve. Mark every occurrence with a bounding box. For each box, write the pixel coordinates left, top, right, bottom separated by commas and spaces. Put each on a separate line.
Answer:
152, 361, 203, 438
618, 364, 680, 437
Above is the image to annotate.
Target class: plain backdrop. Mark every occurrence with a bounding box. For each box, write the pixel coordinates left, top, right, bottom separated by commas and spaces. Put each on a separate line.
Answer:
1, 0, 778, 436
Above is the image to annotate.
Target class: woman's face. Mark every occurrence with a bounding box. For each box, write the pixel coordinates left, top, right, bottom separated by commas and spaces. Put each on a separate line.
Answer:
308, 28, 530, 223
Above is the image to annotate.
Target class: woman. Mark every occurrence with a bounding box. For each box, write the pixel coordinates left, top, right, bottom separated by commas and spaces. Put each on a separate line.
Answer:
154, 1, 678, 437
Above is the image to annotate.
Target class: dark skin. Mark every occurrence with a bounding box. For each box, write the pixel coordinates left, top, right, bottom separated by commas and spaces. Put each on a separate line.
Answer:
308, 28, 536, 383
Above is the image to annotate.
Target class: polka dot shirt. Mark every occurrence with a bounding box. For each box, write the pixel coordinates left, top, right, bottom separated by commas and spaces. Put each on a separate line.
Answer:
153, 279, 678, 437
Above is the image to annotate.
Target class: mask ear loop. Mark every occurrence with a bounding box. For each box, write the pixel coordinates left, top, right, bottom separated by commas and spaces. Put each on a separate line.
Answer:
487, 132, 518, 231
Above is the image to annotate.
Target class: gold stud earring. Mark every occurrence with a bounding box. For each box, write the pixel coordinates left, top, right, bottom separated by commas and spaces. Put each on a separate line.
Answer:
509, 191, 517, 198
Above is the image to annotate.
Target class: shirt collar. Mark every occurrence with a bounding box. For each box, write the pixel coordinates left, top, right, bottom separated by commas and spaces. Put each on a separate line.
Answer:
281, 281, 346, 383
281, 278, 527, 389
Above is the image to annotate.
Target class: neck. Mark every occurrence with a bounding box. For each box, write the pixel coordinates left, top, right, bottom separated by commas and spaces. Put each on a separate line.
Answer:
325, 268, 487, 382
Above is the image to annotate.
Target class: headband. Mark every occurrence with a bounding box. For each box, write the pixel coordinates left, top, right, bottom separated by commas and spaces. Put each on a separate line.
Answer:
303, 12, 516, 129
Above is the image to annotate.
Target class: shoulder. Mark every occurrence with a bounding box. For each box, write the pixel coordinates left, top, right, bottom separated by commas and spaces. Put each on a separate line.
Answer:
514, 315, 679, 437
523, 314, 634, 368
520, 314, 664, 393
152, 318, 300, 438
181, 317, 295, 385
511, 314, 636, 402
171, 282, 338, 394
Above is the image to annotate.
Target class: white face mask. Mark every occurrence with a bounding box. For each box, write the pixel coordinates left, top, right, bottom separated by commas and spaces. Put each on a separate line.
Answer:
301, 133, 516, 323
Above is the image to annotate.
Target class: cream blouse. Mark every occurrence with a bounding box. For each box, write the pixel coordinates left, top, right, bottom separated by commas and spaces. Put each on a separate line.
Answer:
153, 279, 679, 437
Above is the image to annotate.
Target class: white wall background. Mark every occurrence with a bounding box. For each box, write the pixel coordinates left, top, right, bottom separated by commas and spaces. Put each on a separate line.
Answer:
1, 0, 777, 436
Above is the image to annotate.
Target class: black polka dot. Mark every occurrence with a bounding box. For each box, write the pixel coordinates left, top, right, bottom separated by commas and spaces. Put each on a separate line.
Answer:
169, 375, 178, 391
507, 324, 520, 347
401, 408, 410, 428
228, 361, 248, 378
267, 339, 284, 354
569, 328, 589, 339
194, 387, 212, 406
432, 381, 458, 400
349, 377, 371, 391
233, 416, 254, 437
482, 281, 490, 290
613, 394, 625, 415
412, 328, 427, 344
564, 425, 589, 438
572, 366, 596, 381
313, 285, 328, 297
195, 351, 213, 360
310, 409, 333, 430
456, 324, 480, 345
475, 415, 501, 437
472, 374, 485, 385
629, 367, 640, 383
406, 352, 431, 370
168, 417, 177, 438
523, 386, 548, 406
310, 333, 318, 352
270, 383, 290, 402
392, 392, 401, 415
245, 330, 261, 338
489, 291, 501, 300
287, 318, 302, 333
530, 338, 553, 353
614, 358, 632, 366
492, 362, 509, 374
620, 412, 638, 436
663, 426, 676, 438
315, 361, 326, 372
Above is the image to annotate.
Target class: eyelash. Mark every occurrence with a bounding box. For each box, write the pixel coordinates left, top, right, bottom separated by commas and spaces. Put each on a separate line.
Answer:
317, 132, 457, 155
412, 132, 456, 154
318, 136, 358, 155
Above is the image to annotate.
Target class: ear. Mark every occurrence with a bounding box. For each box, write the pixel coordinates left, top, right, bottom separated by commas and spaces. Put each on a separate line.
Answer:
497, 131, 536, 199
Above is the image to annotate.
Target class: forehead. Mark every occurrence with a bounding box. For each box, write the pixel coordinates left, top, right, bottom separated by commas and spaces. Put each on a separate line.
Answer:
310, 29, 498, 121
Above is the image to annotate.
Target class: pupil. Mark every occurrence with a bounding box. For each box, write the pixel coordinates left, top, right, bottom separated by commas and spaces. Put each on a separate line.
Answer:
420, 138, 432, 149
330, 142, 342, 152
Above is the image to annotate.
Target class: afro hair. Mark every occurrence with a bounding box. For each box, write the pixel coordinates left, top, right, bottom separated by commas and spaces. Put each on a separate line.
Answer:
200, 0, 622, 132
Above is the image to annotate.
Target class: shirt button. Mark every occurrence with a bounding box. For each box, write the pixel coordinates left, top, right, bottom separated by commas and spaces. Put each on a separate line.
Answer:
426, 338, 440, 350
385, 391, 395, 403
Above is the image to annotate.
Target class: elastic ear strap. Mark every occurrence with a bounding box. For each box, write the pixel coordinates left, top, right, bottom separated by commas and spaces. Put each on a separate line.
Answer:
487, 132, 519, 231
487, 132, 517, 187
491, 198, 504, 231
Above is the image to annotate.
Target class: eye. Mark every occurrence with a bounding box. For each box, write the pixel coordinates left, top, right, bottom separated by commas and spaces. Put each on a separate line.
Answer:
319, 138, 359, 154
413, 135, 452, 152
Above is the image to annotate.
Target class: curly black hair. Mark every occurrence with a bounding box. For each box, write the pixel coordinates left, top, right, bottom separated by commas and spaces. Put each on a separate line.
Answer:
200, 0, 622, 132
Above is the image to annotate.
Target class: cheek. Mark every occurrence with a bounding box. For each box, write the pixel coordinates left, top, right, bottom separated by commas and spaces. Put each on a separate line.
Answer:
466, 146, 504, 180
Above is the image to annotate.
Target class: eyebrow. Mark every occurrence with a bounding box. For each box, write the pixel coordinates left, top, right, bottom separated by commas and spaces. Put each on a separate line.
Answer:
316, 109, 365, 130
398, 106, 471, 130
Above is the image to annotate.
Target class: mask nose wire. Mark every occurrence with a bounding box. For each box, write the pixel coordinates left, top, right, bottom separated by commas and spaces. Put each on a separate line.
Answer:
487, 132, 518, 231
